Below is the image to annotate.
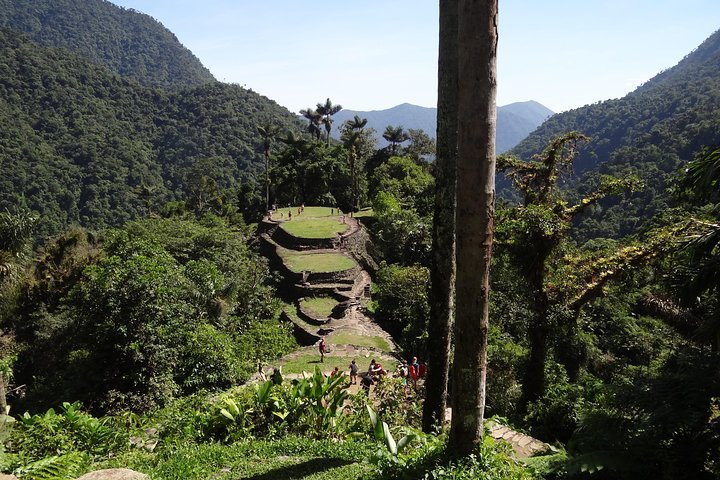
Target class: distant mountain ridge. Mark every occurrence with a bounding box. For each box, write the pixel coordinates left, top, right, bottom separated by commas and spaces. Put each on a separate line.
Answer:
510, 28, 720, 239
332, 101, 553, 153
0, 0, 215, 90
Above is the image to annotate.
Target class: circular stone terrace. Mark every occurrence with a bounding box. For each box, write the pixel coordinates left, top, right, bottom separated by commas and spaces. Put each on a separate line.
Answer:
260, 205, 397, 374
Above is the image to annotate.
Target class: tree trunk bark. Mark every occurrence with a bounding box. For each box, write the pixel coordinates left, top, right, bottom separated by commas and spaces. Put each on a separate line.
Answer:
448, 0, 498, 456
520, 242, 552, 409
0, 373, 7, 414
423, 0, 458, 434
265, 153, 270, 213
522, 319, 548, 407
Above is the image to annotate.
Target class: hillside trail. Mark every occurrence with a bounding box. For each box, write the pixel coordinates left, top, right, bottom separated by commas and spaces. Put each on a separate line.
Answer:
257, 207, 548, 459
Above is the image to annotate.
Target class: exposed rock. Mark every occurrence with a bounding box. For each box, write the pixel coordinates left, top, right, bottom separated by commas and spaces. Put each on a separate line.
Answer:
0, 474, 18, 480
76, 468, 149, 480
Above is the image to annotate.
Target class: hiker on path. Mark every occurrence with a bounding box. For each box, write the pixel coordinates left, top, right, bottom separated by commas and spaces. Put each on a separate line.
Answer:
319, 337, 326, 363
361, 373, 374, 395
410, 356, 420, 372
408, 362, 419, 390
349, 360, 359, 385
288, 210, 292, 220
368, 359, 385, 377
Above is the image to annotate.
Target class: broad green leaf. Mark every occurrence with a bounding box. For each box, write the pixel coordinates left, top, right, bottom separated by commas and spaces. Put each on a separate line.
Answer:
383, 422, 397, 455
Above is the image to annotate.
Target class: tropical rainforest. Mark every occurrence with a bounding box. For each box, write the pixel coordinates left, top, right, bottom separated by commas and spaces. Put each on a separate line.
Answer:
0, 0, 718, 479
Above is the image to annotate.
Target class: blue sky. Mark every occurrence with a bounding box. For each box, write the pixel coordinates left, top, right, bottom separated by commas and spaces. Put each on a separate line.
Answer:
111, 1, 720, 114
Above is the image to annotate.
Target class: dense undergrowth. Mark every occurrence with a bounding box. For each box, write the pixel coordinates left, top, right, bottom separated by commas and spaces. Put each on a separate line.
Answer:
0, 373, 539, 479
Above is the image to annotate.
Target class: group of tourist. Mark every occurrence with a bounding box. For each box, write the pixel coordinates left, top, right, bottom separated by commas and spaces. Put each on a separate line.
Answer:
348, 356, 425, 395
267, 203, 305, 220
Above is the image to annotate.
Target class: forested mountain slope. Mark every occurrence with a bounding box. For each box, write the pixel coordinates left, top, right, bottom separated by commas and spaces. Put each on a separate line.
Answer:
0, 29, 300, 238
510, 28, 720, 239
0, 0, 214, 90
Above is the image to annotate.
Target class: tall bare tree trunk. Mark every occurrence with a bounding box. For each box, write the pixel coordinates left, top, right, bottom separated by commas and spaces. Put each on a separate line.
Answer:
448, 0, 498, 455
423, 0, 458, 434
0, 373, 6, 414
265, 153, 270, 213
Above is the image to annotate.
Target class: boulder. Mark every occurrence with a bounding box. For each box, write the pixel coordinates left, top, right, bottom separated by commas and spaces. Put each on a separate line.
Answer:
76, 468, 149, 480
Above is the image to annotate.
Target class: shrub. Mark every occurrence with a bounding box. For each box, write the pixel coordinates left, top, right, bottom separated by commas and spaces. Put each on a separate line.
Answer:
12, 402, 127, 460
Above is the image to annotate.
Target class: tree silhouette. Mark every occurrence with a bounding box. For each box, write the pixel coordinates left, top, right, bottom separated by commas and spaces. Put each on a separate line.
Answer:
497, 133, 654, 406
316, 98, 343, 145
341, 115, 368, 215
299, 107, 322, 141
382, 125, 409, 155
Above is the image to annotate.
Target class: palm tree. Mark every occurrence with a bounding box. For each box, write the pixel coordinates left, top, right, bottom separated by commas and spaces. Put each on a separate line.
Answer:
299, 108, 322, 141
257, 121, 280, 213
316, 98, 343, 145
423, 0, 457, 434
449, 0, 498, 455
382, 125, 409, 155
676, 146, 720, 351
341, 115, 368, 215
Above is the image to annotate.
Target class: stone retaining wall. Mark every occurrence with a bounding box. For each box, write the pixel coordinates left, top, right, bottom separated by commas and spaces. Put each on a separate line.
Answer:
281, 310, 320, 346
293, 283, 352, 300
258, 235, 304, 284
296, 300, 332, 325
270, 224, 336, 250
344, 222, 379, 275
305, 265, 361, 284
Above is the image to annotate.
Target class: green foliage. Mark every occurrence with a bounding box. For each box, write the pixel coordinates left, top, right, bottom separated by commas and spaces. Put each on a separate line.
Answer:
538, 348, 720, 480
370, 156, 434, 215
373, 263, 430, 358
680, 146, 720, 204
371, 193, 432, 266
366, 404, 419, 457
372, 376, 422, 429
13, 402, 126, 460
0, 0, 214, 90
360, 417, 538, 480
11, 217, 294, 413
485, 327, 525, 418
403, 129, 436, 164
510, 29, 720, 240
0, 28, 301, 238
523, 365, 586, 443
272, 134, 348, 208
11, 451, 88, 480
207, 367, 352, 441
382, 126, 410, 156
103, 436, 371, 480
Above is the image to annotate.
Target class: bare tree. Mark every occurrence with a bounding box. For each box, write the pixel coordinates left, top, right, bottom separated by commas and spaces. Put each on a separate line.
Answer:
423, 0, 458, 433
448, 0, 498, 455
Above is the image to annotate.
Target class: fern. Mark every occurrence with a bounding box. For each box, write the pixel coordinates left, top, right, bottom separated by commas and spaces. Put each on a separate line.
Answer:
13, 452, 87, 480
